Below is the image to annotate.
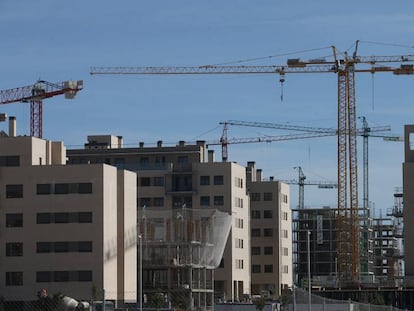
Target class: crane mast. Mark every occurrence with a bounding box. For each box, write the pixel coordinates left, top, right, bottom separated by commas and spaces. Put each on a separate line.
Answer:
0, 80, 83, 138
90, 47, 414, 286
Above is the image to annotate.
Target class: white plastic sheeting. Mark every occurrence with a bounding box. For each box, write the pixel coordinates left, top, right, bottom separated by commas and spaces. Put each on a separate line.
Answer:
138, 207, 231, 268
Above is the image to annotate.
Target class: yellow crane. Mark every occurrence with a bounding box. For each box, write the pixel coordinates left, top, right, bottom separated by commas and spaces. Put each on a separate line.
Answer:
90, 43, 414, 286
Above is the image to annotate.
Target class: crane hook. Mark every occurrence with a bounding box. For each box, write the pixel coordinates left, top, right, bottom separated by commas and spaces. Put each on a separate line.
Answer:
279, 73, 285, 102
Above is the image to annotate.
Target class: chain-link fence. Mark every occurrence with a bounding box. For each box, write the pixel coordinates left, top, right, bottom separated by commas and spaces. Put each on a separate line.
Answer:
0, 288, 411, 311
285, 287, 408, 311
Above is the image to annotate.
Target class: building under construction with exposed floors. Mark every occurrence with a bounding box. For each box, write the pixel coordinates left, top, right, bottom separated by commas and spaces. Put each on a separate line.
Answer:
293, 195, 404, 290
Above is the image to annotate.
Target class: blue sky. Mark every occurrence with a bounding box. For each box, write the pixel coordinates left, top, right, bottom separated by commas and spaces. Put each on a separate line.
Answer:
2, 1, 414, 211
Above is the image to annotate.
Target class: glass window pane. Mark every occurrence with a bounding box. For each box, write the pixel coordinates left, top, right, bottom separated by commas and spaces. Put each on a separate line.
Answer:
78, 212, 92, 223
6, 184, 23, 198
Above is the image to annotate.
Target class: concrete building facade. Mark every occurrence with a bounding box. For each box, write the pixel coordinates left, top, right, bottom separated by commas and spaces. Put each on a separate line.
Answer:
403, 125, 414, 281
0, 132, 136, 304
67, 135, 293, 302
246, 162, 292, 298
67, 136, 251, 303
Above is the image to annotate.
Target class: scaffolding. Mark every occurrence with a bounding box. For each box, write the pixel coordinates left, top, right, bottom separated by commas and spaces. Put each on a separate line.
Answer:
372, 188, 405, 287
138, 207, 231, 310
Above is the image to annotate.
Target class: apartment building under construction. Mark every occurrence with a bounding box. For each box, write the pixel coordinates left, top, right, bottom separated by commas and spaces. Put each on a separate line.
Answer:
292, 197, 403, 289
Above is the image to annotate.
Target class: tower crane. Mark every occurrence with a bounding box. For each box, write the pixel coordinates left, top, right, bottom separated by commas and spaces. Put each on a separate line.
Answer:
280, 166, 337, 210
0, 80, 83, 138
90, 44, 414, 285
358, 116, 403, 210
188, 130, 337, 157
223, 118, 402, 211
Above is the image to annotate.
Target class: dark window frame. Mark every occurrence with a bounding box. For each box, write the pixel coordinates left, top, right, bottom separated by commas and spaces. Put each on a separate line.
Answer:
213, 175, 224, 185
263, 210, 273, 219
6, 213, 23, 227
200, 176, 210, 186
6, 271, 23, 286
6, 242, 23, 256
6, 184, 23, 198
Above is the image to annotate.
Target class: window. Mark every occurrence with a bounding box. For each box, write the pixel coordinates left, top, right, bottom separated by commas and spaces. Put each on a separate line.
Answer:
37, 212, 92, 224
37, 241, 92, 253
153, 177, 164, 186
264, 246, 273, 255
251, 192, 260, 201
263, 192, 273, 201
214, 196, 224, 206
263, 228, 273, 237
235, 197, 243, 208
235, 218, 243, 228
54, 271, 69, 282
264, 265, 273, 273
6, 243, 23, 256
54, 213, 69, 223
153, 197, 164, 207
6, 213, 23, 227
78, 212, 92, 223
54, 242, 69, 253
0, 155, 20, 167
282, 265, 289, 274
263, 210, 273, 219
251, 228, 261, 237
37, 184, 51, 195
251, 210, 261, 219
6, 184, 23, 198
214, 175, 224, 185
283, 229, 288, 238
282, 194, 288, 203
6, 272, 23, 286
252, 265, 261, 273
78, 242, 92, 252
251, 247, 261, 255
235, 259, 244, 269
55, 183, 69, 194
282, 247, 289, 256
200, 196, 210, 207
234, 177, 243, 188
200, 176, 210, 185
140, 177, 151, 187
283, 211, 289, 221
78, 183, 92, 194
37, 270, 92, 283
38, 183, 93, 195
235, 238, 244, 248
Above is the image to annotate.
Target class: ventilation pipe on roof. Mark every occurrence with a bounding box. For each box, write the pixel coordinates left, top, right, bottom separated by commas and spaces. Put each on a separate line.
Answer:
256, 169, 262, 181
9, 116, 16, 137
208, 150, 215, 163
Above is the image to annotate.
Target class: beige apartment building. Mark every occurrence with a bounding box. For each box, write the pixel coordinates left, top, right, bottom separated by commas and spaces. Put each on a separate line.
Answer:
0, 124, 136, 304
67, 136, 251, 302
246, 162, 292, 298
403, 124, 414, 282
67, 135, 293, 302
